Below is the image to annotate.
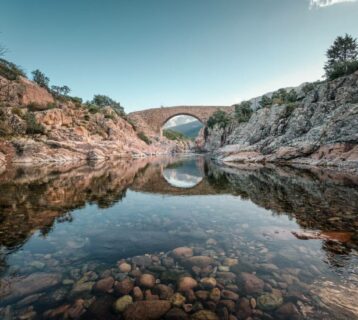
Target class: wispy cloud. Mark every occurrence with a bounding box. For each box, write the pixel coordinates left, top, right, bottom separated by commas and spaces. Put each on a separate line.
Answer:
309, 0, 357, 8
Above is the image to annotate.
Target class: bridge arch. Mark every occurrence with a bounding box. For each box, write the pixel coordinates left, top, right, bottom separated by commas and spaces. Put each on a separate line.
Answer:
160, 113, 204, 137
128, 105, 233, 136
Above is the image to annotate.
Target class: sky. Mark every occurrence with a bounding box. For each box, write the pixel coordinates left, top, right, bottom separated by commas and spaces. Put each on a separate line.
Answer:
1, 0, 358, 112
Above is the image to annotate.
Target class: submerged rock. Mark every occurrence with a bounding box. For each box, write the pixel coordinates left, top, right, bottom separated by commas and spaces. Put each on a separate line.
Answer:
0, 273, 61, 303
184, 256, 214, 268
115, 277, 134, 295
275, 302, 301, 320
239, 272, 264, 294
114, 295, 133, 313
200, 277, 217, 289
132, 255, 152, 268
123, 300, 171, 320
93, 276, 114, 293
172, 247, 194, 259
178, 277, 198, 292
71, 281, 95, 295
191, 310, 219, 320
165, 307, 189, 320
257, 293, 283, 311
139, 274, 156, 288
118, 262, 132, 273
170, 292, 186, 307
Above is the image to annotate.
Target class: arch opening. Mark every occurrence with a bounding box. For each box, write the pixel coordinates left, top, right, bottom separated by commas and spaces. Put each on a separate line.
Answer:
161, 114, 204, 139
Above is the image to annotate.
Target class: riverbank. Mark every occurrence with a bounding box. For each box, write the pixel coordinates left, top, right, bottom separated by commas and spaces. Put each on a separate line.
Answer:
0, 72, 194, 166
204, 71, 358, 174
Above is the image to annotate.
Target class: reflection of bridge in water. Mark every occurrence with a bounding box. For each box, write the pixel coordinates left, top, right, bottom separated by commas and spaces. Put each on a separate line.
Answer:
131, 156, 228, 195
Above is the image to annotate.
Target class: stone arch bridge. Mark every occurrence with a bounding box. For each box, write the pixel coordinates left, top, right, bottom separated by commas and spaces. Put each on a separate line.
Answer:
128, 106, 233, 136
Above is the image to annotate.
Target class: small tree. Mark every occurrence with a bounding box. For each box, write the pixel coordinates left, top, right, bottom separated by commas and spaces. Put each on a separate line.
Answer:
259, 95, 272, 108
271, 89, 288, 105
287, 89, 298, 103
0, 43, 6, 57
234, 101, 253, 123
324, 34, 358, 80
90, 94, 124, 115
32, 69, 49, 88
51, 85, 71, 97
207, 110, 230, 129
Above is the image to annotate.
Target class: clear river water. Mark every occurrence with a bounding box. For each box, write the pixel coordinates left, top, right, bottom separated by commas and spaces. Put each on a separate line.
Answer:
0, 155, 357, 320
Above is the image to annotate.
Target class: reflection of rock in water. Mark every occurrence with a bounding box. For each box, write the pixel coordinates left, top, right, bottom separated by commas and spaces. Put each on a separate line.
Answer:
0, 158, 153, 273
207, 162, 358, 265
311, 279, 358, 320
208, 163, 358, 232
0, 156, 358, 275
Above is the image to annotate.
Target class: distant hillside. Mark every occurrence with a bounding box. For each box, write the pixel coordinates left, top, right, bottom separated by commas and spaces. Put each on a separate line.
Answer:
163, 129, 187, 141
169, 120, 203, 138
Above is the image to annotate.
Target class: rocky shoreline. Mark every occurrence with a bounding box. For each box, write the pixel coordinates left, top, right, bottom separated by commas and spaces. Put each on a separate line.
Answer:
1, 71, 358, 171
204, 71, 358, 174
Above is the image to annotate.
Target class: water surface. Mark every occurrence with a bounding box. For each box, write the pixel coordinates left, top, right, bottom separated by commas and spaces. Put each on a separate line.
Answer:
0, 156, 357, 319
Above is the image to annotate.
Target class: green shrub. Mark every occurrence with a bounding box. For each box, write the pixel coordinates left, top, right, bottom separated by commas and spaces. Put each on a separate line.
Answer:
271, 89, 287, 105
207, 110, 230, 129
26, 102, 43, 112
46, 103, 56, 109
287, 89, 298, 103
302, 82, 315, 94
69, 96, 83, 108
12, 107, 23, 117
234, 101, 253, 123
84, 114, 90, 121
85, 103, 100, 114
285, 103, 298, 117
104, 113, 115, 120
0, 58, 26, 80
137, 131, 151, 144
258, 95, 273, 109
326, 60, 358, 80
25, 112, 45, 134
125, 117, 137, 129
27, 102, 55, 112
90, 95, 125, 116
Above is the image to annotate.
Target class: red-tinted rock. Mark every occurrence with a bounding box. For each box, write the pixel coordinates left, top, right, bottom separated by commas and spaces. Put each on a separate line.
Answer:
165, 307, 189, 320
114, 277, 134, 295
123, 300, 171, 320
178, 277, 198, 292
240, 272, 264, 294
93, 277, 114, 293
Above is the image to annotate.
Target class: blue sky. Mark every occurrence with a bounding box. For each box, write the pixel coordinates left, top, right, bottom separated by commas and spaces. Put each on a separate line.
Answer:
1, 0, 358, 112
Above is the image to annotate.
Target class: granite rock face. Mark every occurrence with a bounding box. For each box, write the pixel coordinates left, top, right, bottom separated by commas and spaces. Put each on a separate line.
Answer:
205, 71, 358, 172
0, 77, 184, 164
0, 75, 54, 107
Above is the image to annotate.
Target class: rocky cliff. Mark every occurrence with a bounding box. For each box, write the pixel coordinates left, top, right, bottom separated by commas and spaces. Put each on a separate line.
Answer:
0, 76, 181, 167
205, 71, 358, 172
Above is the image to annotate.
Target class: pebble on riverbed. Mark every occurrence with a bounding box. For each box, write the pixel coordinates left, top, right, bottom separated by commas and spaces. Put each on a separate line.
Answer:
1, 242, 314, 320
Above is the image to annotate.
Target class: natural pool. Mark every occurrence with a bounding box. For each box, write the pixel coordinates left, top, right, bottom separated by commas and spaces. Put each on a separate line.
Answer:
0, 155, 357, 320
